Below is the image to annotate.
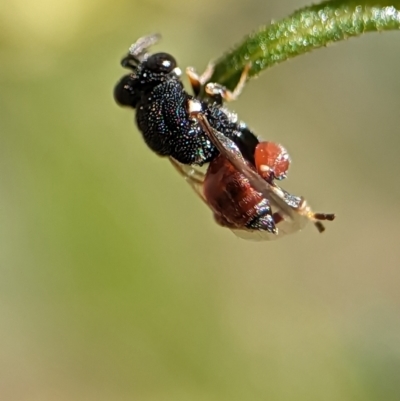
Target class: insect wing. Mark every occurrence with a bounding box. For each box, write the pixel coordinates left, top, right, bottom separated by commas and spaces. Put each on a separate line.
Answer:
169, 157, 206, 202
129, 33, 161, 58
232, 189, 309, 240
170, 131, 309, 240
195, 114, 296, 218
196, 115, 309, 234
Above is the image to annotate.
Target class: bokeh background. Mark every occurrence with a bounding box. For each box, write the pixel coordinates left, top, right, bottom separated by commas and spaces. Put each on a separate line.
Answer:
1, 0, 400, 400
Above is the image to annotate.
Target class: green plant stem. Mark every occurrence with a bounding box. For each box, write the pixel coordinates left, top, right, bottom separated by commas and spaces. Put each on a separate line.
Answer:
210, 1, 400, 89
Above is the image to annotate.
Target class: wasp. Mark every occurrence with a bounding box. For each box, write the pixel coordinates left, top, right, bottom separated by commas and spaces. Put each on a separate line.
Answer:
114, 34, 335, 240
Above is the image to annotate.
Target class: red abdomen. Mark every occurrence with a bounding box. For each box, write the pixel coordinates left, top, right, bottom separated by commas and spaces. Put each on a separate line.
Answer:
203, 155, 264, 228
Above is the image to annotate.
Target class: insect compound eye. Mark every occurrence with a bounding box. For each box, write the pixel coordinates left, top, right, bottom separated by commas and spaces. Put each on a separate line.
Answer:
114, 75, 140, 108
145, 52, 177, 74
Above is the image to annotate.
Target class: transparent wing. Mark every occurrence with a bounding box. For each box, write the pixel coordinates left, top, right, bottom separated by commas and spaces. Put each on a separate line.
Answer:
232, 189, 309, 241
169, 155, 310, 241
187, 109, 334, 237
169, 157, 206, 202
129, 33, 161, 58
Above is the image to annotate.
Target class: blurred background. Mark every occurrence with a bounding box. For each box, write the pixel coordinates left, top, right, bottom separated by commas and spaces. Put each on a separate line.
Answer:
1, 0, 400, 400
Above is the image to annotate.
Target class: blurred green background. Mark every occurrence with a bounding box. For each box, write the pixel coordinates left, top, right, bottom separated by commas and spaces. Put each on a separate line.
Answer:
1, 1, 400, 400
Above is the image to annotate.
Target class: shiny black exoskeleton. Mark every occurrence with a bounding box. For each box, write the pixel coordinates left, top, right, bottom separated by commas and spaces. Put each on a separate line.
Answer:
114, 35, 259, 166
113, 35, 335, 236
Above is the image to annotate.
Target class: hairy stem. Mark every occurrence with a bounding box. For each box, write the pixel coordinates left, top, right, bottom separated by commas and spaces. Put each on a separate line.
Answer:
210, 1, 400, 89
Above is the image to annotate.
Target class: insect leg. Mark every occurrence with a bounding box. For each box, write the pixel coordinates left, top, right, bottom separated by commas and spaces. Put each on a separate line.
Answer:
205, 63, 251, 103
186, 62, 215, 97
